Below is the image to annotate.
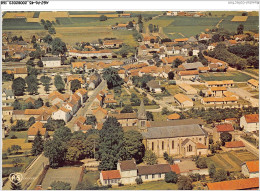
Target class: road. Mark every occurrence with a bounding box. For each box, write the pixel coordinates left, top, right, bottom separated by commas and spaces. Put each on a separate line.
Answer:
2, 153, 49, 190
228, 87, 259, 107
237, 136, 259, 157
66, 80, 107, 131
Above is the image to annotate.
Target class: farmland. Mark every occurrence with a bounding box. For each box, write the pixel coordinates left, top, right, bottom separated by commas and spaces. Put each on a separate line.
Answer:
2, 139, 32, 152
206, 150, 258, 172
199, 71, 254, 82
2, 18, 43, 30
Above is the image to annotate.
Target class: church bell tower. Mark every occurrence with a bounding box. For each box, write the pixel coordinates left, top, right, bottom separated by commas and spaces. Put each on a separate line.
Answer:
138, 99, 147, 132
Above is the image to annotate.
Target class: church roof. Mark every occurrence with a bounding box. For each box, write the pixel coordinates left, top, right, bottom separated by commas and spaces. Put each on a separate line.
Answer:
138, 99, 147, 120
149, 118, 204, 128
141, 124, 206, 139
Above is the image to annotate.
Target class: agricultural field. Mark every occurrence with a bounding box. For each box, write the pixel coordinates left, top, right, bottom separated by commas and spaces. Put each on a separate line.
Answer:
2, 139, 32, 152
244, 68, 259, 76
206, 150, 258, 172
2, 18, 43, 30
111, 180, 178, 190
199, 71, 254, 82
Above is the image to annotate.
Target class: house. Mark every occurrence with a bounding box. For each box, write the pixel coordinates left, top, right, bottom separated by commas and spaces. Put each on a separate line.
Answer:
92, 107, 108, 123
198, 66, 210, 73
12, 110, 25, 120
224, 141, 245, 151
178, 62, 204, 71
117, 159, 138, 184
52, 107, 72, 123
240, 114, 259, 132
103, 40, 124, 48
71, 62, 85, 72
111, 24, 128, 30
205, 80, 234, 87
166, 11, 178, 16
27, 121, 47, 141
100, 170, 121, 186
247, 79, 259, 89
207, 177, 259, 190
103, 94, 117, 105
178, 83, 197, 95
146, 80, 161, 93
174, 93, 193, 107
75, 88, 88, 104
49, 91, 70, 106
241, 161, 259, 178
2, 89, 15, 100
35, 112, 51, 124
199, 33, 211, 41
13, 67, 27, 79
121, 13, 131, 18
176, 70, 199, 80
68, 49, 112, 59
209, 86, 227, 97
161, 56, 186, 65
2, 106, 14, 116
42, 57, 61, 67
174, 38, 189, 43
167, 113, 181, 121
91, 94, 103, 109
213, 123, 234, 141
108, 112, 138, 127
138, 164, 171, 182
201, 97, 238, 105
172, 160, 208, 176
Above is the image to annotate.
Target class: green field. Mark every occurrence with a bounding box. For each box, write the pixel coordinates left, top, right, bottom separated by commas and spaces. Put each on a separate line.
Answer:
200, 71, 254, 82
3, 18, 43, 30
111, 180, 178, 190
244, 68, 259, 76
206, 150, 258, 172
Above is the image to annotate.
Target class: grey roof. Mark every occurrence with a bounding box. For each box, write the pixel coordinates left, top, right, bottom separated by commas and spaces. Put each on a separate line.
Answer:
137, 164, 171, 175
181, 138, 192, 146
147, 80, 161, 89
119, 159, 137, 171
149, 118, 204, 127
3, 89, 14, 97
142, 124, 206, 139
41, 57, 60, 61
182, 62, 204, 70
188, 36, 197, 42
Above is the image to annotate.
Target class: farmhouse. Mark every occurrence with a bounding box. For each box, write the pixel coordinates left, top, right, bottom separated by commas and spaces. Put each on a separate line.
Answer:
176, 70, 199, 80
208, 86, 227, 97
224, 141, 245, 151
241, 160, 259, 178
178, 62, 204, 71
42, 57, 61, 67
2, 89, 15, 100
213, 123, 234, 141
166, 11, 178, 16
103, 39, 124, 48
247, 79, 259, 89
146, 80, 161, 93
240, 114, 259, 132
178, 83, 197, 95
68, 49, 112, 59
207, 177, 259, 190
92, 107, 108, 123
111, 24, 128, 30
52, 107, 72, 123
201, 97, 238, 105
2, 106, 14, 116
174, 93, 193, 107
172, 160, 208, 176
71, 62, 85, 72
205, 80, 234, 87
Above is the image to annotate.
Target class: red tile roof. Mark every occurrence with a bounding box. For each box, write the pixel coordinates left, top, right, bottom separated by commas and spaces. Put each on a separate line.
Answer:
28, 122, 46, 136
207, 177, 259, 190
196, 143, 208, 149
101, 170, 121, 180
244, 114, 259, 123
178, 70, 199, 76
170, 164, 180, 174
216, 123, 234, 132
225, 141, 245, 148
167, 113, 181, 120
244, 160, 259, 173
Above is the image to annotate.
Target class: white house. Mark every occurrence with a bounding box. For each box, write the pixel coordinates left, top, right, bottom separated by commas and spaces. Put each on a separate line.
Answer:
241, 161, 259, 178
75, 88, 88, 104
2, 89, 15, 100
42, 57, 61, 67
27, 121, 47, 141
52, 107, 72, 123
147, 80, 161, 93
117, 159, 138, 184
240, 114, 259, 132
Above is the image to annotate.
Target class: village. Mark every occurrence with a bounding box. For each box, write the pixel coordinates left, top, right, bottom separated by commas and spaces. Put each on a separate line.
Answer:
1, 10, 259, 190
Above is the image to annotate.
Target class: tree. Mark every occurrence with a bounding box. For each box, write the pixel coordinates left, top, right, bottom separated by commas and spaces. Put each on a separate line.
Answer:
98, 117, 126, 171
172, 58, 183, 68
11, 145, 22, 154
43, 34, 53, 44
13, 99, 22, 110
102, 68, 123, 89
11, 120, 27, 131
146, 111, 154, 121
53, 126, 72, 143
128, 21, 134, 28
177, 176, 193, 190
26, 60, 35, 67
51, 181, 71, 190
237, 24, 244, 34
12, 77, 26, 96
31, 131, 44, 156
162, 107, 170, 115
143, 150, 157, 165
213, 169, 227, 182
40, 75, 51, 93
208, 163, 216, 178
44, 138, 66, 168
27, 65, 38, 76
44, 120, 65, 131
236, 59, 247, 70
135, 177, 143, 184
34, 98, 44, 109
37, 60, 43, 67
85, 115, 97, 127
195, 157, 208, 168
124, 130, 145, 163
54, 75, 65, 92
28, 117, 36, 127
116, 44, 136, 57
25, 75, 38, 95
70, 79, 81, 93
100, 15, 107, 21
148, 24, 154, 33
168, 71, 174, 80
66, 139, 85, 162
84, 131, 100, 159
165, 172, 178, 183
121, 105, 134, 113
48, 27, 56, 34
12, 158, 22, 167
51, 38, 67, 55
220, 132, 232, 145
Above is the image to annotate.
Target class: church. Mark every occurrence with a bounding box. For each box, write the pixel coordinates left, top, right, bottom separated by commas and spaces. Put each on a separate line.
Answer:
137, 101, 209, 158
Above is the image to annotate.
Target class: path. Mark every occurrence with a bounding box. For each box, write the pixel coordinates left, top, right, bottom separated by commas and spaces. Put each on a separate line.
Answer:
66, 80, 107, 131
2, 153, 49, 190
216, 19, 223, 28
237, 136, 259, 157
228, 87, 259, 107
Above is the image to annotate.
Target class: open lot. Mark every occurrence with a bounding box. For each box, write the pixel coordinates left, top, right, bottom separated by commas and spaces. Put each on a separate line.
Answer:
206, 150, 258, 172
111, 180, 178, 190
200, 71, 254, 82
41, 166, 82, 190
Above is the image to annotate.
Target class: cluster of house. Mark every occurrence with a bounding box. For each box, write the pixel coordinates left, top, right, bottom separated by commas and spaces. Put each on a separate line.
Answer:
166, 11, 205, 17
111, 20, 136, 30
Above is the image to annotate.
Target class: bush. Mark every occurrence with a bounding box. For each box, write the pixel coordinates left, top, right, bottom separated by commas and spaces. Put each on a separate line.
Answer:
11, 135, 17, 139
165, 172, 178, 183
135, 177, 143, 184
2, 153, 8, 159
163, 152, 169, 160
118, 182, 124, 187
195, 158, 208, 169
168, 80, 176, 85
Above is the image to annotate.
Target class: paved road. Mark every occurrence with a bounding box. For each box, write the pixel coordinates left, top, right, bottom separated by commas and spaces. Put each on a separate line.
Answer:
2, 153, 49, 190
66, 80, 107, 131
237, 136, 259, 157
228, 87, 259, 107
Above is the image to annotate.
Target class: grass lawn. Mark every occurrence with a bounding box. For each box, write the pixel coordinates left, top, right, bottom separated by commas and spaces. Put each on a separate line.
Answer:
6, 131, 28, 139
199, 72, 254, 82
111, 180, 178, 190
244, 68, 259, 76
133, 104, 160, 110
2, 138, 32, 152
153, 112, 168, 121
163, 85, 182, 95
206, 150, 258, 172
3, 18, 43, 30
241, 136, 258, 147
81, 171, 100, 186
